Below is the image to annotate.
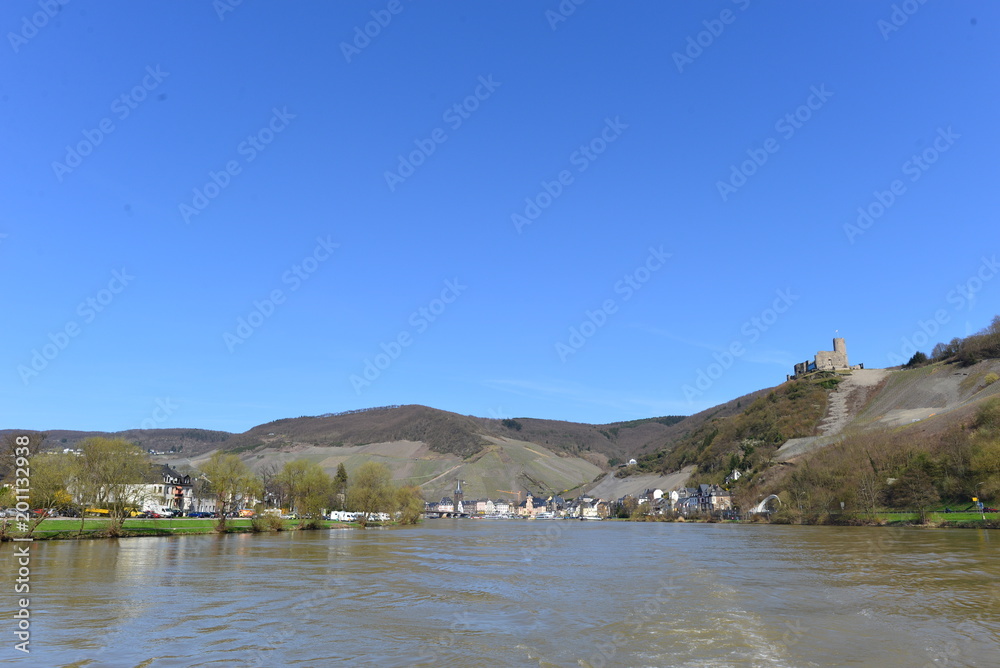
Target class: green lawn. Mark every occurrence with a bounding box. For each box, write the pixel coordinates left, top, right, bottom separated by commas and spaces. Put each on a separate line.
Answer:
865, 511, 997, 524
3, 517, 359, 539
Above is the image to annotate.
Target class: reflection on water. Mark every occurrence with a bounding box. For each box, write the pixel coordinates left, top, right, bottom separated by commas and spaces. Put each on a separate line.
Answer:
9, 523, 999, 667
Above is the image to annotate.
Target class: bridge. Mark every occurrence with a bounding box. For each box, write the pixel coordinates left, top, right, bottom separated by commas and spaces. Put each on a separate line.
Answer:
424, 510, 470, 519
749, 494, 781, 514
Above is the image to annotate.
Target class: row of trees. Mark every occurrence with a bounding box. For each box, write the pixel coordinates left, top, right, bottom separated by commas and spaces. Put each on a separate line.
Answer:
2, 434, 426, 535
194, 454, 424, 529
906, 315, 1000, 367
1, 435, 154, 536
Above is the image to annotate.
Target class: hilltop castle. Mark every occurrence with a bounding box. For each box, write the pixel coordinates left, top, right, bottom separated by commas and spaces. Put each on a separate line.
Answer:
792, 337, 863, 378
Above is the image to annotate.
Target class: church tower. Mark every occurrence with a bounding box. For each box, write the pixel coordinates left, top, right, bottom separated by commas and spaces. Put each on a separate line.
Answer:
454, 480, 464, 514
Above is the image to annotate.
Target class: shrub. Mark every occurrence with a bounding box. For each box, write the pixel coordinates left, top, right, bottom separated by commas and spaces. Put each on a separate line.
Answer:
250, 514, 287, 532
298, 517, 324, 530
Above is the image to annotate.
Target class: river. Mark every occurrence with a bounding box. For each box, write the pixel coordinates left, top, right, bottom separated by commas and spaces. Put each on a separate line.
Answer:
9, 521, 999, 667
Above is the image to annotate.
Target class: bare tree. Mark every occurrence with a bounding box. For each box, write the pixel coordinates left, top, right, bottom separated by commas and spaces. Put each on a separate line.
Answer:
201, 453, 260, 531
0, 432, 47, 482
256, 462, 281, 509
75, 437, 153, 536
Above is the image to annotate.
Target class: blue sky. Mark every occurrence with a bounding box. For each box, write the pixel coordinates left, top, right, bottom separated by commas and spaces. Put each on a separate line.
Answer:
2, 1, 997, 433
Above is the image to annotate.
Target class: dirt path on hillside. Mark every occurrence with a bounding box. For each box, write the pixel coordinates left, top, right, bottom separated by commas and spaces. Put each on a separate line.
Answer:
817, 369, 889, 436
776, 369, 889, 462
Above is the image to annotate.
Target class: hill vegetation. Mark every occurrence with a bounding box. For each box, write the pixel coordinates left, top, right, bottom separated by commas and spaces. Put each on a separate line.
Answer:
749, 393, 1000, 523
665, 316, 1000, 522
626, 375, 832, 481
10, 314, 998, 518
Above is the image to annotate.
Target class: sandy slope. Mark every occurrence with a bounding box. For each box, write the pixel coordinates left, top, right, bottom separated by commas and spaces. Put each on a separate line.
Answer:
586, 465, 696, 500
776, 361, 1000, 462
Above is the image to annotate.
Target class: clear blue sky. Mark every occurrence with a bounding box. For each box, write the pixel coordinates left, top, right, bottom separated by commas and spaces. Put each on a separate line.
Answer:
2, 1, 997, 433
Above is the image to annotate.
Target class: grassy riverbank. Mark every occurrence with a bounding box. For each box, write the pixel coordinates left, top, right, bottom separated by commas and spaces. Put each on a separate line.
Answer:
618, 510, 999, 528
1, 517, 363, 540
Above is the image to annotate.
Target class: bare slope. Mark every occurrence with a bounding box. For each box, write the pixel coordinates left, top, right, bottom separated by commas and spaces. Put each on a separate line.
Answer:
775, 360, 1000, 462
587, 466, 696, 500
183, 435, 602, 502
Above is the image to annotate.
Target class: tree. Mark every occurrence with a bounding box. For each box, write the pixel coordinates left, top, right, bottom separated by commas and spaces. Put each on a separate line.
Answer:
905, 351, 928, 368
395, 485, 425, 524
346, 462, 394, 527
75, 437, 154, 536
333, 463, 349, 511
256, 462, 281, 509
884, 467, 940, 522
6, 451, 76, 537
277, 460, 333, 523
200, 453, 259, 531
0, 432, 46, 482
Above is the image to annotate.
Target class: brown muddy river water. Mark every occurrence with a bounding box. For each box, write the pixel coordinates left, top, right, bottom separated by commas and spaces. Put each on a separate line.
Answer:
9, 521, 1000, 667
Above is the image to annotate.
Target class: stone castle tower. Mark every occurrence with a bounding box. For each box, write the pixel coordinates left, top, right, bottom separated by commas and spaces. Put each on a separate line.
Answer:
818, 338, 848, 370
793, 337, 851, 376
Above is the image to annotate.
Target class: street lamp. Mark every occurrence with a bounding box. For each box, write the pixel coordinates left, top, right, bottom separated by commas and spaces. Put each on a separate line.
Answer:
976, 482, 986, 521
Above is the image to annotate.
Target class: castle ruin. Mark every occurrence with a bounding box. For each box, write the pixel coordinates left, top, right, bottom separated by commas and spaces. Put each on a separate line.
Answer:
792, 337, 861, 377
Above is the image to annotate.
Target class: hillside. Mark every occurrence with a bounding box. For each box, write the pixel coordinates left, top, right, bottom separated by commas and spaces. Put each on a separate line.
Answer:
752, 359, 1000, 520
622, 319, 999, 519
26, 427, 233, 454
13, 316, 996, 508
